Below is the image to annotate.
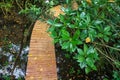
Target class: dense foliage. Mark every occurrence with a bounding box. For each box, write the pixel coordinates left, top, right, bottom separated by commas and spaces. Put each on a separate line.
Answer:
48, 0, 120, 79
0, 0, 120, 79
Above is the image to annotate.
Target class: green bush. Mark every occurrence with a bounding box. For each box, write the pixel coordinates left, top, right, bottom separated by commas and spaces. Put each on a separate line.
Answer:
48, 0, 120, 76
113, 71, 120, 80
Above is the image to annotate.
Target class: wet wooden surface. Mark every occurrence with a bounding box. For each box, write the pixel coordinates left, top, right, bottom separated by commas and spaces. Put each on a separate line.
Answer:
25, 21, 57, 80
25, 3, 78, 79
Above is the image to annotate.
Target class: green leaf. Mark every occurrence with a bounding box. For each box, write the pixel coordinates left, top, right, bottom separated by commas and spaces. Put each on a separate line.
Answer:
68, 24, 75, 28
93, 52, 99, 60
71, 40, 78, 45
70, 42, 73, 48
80, 12, 86, 18
54, 23, 63, 27
89, 28, 96, 41
73, 30, 80, 39
87, 47, 94, 54
89, 28, 96, 35
54, 39, 59, 43
59, 14, 65, 22
77, 40, 83, 45
105, 32, 112, 35
87, 15, 90, 23
80, 30, 88, 40
85, 67, 91, 74
47, 26, 55, 32
104, 36, 109, 42
114, 61, 120, 68
89, 34, 94, 42
72, 39, 83, 45
61, 7, 71, 14
77, 49, 84, 56
51, 31, 57, 38
69, 42, 77, 52
104, 26, 111, 32
96, 26, 103, 32
79, 62, 86, 69
49, 1, 54, 6
94, 20, 103, 25
84, 44, 88, 53
86, 58, 94, 67
66, 0, 70, 4
98, 33, 103, 38
78, 56, 85, 62
62, 42, 69, 49
47, 19, 54, 25
61, 30, 70, 40
92, 64, 97, 70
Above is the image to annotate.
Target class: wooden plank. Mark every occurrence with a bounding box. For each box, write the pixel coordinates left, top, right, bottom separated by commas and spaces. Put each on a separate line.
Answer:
25, 20, 57, 80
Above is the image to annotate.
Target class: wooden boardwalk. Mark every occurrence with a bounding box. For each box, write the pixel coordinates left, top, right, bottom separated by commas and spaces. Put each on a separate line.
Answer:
25, 21, 57, 80
25, 3, 78, 79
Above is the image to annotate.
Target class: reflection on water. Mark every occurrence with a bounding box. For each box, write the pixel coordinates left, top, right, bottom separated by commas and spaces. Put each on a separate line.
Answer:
0, 43, 29, 79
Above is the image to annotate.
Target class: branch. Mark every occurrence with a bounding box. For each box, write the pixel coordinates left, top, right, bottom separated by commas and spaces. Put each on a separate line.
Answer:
92, 42, 120, 52
15, 0, 23, 10
96, 48, 115, 62
11, 23, 25, 79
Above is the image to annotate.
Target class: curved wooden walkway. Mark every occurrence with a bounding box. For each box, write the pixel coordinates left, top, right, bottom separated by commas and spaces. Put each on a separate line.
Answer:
25, 3, 78, 79
25, 21, 57, 80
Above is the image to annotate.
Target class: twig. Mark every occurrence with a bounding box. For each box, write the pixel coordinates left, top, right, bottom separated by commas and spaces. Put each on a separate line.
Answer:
1, 8, 6, 16
10, 13, 39, 79
96, 48, 115, 62
11, 24, 25, 78
92, 42, 120, 51
15, 0, 23, 10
